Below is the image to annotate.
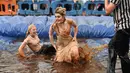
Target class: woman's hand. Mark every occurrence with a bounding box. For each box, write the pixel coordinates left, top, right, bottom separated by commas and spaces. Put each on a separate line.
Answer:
17, 52, 26, 58
53, 45, 57, 50
72, 37, 77, 41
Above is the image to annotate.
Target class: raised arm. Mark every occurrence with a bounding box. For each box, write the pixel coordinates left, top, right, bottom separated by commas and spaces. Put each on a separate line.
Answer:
49, 24, 56, 49
18, 39, 28, 57
105, 0, 120, 15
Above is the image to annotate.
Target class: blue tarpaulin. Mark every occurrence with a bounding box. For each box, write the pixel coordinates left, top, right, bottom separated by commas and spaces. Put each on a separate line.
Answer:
0, 16, 114, 40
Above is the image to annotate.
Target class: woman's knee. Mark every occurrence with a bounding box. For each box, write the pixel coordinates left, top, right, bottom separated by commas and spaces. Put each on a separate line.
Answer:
72, 46, 79, 54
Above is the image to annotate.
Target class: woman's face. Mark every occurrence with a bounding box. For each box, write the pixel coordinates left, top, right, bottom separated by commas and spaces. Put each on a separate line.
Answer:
29, 26, 37, 36
55, 13, 64, 23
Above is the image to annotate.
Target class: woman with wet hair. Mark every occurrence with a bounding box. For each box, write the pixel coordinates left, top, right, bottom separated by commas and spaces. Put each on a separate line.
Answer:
49, 7, 81, 63
49, 7, 108, 63
18, 24, 55, 58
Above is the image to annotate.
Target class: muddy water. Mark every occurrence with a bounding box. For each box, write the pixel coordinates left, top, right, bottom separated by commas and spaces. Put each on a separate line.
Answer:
0, 50, 106, 73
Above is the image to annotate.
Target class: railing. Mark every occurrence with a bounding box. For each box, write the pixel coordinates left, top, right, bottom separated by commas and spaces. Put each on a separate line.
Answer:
51, 1, 83, 16
0, 1, 18, 15
84, 1, 105, 15
18, 1, 50, 15
0, 0, 106, 16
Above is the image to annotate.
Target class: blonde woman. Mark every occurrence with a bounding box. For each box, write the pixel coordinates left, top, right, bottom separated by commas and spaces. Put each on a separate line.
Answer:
18, 24, 55, 58
49, 7, 80, 63
49, 7, 108, 63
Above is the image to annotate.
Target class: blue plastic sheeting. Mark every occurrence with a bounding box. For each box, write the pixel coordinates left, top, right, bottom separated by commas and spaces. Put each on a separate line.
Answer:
86, 38, 111, 48
0, 35, 20, 51
77, 24, 114, 38
0, 16, 114, 40
95, 48, 108, 61
77, 16, 114, 26
0, 16, 48, 38
0, 36, 17, 43
85, 38, 110, 61
0, 39, 20, 52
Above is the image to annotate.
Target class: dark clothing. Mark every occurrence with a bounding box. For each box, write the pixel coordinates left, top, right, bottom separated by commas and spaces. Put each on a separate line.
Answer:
107, 28, 130, 73
107, 38, 117, 73
34, 44, 56, 55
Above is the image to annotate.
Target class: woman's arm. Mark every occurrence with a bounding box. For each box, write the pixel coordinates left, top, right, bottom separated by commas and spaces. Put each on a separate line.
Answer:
49, 24, 56, 49
18, 39, 28, 57
71, 20, 78, 40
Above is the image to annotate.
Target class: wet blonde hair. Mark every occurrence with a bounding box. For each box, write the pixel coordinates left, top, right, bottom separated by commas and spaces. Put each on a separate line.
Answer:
55, 7, 66, 16
26, 24, 36, 37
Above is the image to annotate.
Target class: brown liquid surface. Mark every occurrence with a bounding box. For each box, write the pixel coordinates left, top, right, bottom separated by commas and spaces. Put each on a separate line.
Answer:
0, 50, 106, 73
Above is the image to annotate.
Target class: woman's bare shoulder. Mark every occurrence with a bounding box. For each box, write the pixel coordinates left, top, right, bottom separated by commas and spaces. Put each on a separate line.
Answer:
66, 18, 73, 21
52, 23, 56, 26
51, 23, 57, 30
24, 35, 30, 42
66, 18, 73, 24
